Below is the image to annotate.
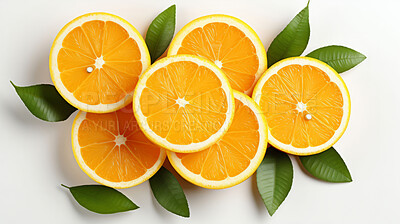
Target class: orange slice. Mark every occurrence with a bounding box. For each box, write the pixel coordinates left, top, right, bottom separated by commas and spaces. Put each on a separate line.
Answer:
71, 104, 166, 188
252, 57, 351, 155
50, 12, 150, 113
168, 91, 268, 189
168, 15, 267, 95
133, 55, 235, 153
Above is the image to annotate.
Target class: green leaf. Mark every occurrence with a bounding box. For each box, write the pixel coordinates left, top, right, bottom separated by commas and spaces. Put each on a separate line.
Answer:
11, 82, 76, 122
306, 45, 366, 73
61, 184, 139, 214
145, 5, 176, 63
150, 167, 189, 217
299, 147, 352, 182
257, 147, 293, 216
267, 2, 310, 67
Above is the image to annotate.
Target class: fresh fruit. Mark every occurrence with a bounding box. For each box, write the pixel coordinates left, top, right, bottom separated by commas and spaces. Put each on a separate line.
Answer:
252, 57, 351, 155
168, 91, 268, 189
50, 12, 151, 113
133, 54, 235, 153
71, 104, 166, 188
168, 15, 267, 95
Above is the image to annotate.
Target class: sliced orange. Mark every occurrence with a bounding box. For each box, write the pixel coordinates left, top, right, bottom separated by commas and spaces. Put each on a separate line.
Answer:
133, 55, 235, 153
252, 57, 351, 155
50, 12, 150, 113
71, 104, 166, 188
168, 15, 267, 95
168, 91, 268, 189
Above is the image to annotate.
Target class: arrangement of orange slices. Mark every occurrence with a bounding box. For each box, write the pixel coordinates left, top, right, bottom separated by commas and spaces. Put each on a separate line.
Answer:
51, 13, 351, 189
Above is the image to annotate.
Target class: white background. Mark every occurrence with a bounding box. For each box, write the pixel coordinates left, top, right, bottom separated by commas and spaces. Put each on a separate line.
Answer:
1, 0, 398, 223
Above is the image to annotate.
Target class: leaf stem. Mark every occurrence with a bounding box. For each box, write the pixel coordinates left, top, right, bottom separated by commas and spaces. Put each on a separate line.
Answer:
61, 184, 70, 189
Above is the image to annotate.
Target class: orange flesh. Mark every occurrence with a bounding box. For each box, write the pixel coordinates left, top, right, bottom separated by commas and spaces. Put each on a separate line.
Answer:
259, 64, 344, 148
58, 21, 142, 105
176, 22, 259, 93
77, 104, 162, 182
140, 61, 229, 145
175, 99, 260, 181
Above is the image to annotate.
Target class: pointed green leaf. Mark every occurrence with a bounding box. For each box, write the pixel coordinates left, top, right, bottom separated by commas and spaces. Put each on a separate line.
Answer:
11, 82, 76, 122
61, 184, 139, 214
306, 45, 366, 73
267, 2, 310, 67
257, 147, 293, 216
299, 147, 352, 182
145, 5, 176, 63
150, 167, 189, 217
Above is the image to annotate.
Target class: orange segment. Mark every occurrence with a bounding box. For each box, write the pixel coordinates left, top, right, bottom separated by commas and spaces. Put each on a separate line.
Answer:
180, 149, 209, 175
50, 13, 150, 113
94, 146, 125, 182
291, 113, 309, 148
102, 65, 138, 94
73, 69, 100, 105
81, 142, 115, 170
145, 67, 178, 99
185, 66, 222, 100
119, 145, 147, 181
102, 21, 130, 55
178, 28, 216, 60
103, 38, 141, 61
277, 64, 302, 102
57, 48, 95, 72
217, 26, 246, 59
62, 27, 96, 59
165, 61, 199, 97
201, 146, 228, 181
139, 88, 176, 117
219, 142, 251, 177
72, 104, 166, 188
60, 67, 92, 92
167, 91, 268, 189
165, 108, 193, 145
133, 55, 235, 153
106, 61, 142, 75
125, 142, 161, 169
266, 110, 298, 145
302, 65, 330, 102
86, 111, 119, 135
252, 57, 351, 155
168, 15, 267, 95
189, 87, 228, 114
146, 104, 180, 138
184, 105, 227, 139
222, 130, 260, 159
202, 22, 229, 53
310, 82, 344, 107
77, 119, 115, 147
81, 20, 105, 57
180, 107, 214, 143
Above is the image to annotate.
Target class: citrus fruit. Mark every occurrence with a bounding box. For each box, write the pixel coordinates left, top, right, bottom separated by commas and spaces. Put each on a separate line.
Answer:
168, 15, 267, 95
50, 12, 150, 113
252, 57, 351, 155
167, 91, 268, 189
133, 54, 235, 153
71, 104, 166, 188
